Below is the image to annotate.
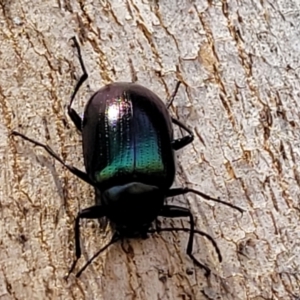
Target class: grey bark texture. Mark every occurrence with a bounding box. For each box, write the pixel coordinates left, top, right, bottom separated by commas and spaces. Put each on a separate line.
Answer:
0, 0, 299, 299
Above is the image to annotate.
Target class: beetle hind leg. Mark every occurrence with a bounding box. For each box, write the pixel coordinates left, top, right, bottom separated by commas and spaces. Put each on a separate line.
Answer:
166, 81, 181, 108
171, 117, 194, 150
165, 81, 194, 150
68, 37, 89, 132
68, 108, 82, 132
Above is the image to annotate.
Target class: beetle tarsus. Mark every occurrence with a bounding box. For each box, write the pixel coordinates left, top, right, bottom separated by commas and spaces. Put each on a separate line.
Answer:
65, 258, 79, 280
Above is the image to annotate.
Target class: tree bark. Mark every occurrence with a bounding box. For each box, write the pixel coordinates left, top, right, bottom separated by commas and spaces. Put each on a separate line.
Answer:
0, 1, 299, 299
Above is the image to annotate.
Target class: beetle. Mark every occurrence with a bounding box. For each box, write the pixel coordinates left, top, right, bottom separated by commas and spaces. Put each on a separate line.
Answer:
12, 37, 243, 278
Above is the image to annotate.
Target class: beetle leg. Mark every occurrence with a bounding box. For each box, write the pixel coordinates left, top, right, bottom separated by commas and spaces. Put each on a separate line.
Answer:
166, 81, 181, 108
11, 131, 94, 186
68, 37, 89, 131
171, 117, 194, 150
75, 232, 120, 278
158, 205, 212, 276
165, 81, 194, 150
147, 226, 221, 263
166, 187, 244, 213
66, 205, 112, 279
68, 108, 82, 132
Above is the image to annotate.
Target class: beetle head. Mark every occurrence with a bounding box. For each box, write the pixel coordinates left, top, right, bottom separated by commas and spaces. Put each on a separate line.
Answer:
102, 182, 165, 234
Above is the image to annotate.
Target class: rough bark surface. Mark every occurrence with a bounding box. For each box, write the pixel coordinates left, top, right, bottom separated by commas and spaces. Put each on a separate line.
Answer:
0, 1, 300, 299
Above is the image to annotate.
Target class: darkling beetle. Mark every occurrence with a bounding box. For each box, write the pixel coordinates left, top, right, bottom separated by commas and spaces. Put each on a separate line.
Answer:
12, 37, 243, 278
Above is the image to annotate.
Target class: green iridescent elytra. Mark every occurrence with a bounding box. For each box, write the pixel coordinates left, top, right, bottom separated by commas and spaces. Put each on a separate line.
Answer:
82, 82, 175, 191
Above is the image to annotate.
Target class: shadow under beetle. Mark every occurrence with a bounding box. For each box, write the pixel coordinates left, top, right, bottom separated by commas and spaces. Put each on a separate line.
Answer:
12, 37, 243, 278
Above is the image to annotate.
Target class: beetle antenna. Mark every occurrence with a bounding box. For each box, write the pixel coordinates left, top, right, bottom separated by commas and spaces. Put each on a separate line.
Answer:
188, 188, 244, 213
166, 81, 181, 108
148, 227, 222, 263
167, 187, 244, 214
74, 233, 120, 278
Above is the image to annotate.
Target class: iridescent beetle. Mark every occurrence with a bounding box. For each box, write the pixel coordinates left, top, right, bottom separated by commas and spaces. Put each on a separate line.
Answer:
12, 37, 242, 278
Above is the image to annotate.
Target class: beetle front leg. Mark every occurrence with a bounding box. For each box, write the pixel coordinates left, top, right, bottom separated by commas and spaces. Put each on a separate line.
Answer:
75, 232, 120, 278
68, 37, 89, 131
11, 131, 94, 186
66, 205, 107, 279
159, 205, 212, 276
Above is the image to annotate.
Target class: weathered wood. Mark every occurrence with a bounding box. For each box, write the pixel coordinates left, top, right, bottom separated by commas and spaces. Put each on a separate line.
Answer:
0, 1, 299, 299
